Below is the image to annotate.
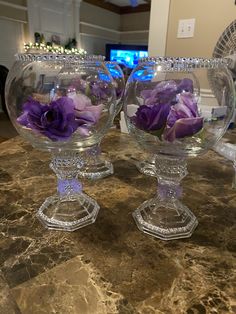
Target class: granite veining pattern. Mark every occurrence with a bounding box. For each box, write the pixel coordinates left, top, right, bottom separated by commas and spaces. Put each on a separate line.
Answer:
0, 130, 235, 313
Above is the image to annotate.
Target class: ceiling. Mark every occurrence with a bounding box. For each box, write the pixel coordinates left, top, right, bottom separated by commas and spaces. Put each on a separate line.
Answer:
83, 0, 150, 14
106, 0, 148, 6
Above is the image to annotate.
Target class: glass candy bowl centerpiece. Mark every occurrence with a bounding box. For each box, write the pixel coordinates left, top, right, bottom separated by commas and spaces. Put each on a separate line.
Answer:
5, 54, 116, 231
78, 61, 125, 179
124, 57, 235, 240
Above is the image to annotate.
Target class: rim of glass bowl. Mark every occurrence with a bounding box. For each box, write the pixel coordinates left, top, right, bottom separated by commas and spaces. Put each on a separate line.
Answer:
15, 53, 105, 62
138, 56, 232, 70
105, 61, 118, 65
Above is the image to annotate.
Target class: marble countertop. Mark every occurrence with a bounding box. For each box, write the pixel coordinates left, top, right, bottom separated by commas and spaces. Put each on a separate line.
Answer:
0, 129, 235, 314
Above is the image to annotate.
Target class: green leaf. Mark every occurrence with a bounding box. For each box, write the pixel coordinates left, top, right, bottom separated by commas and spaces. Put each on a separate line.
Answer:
149, 126, 165, 141
85, 85, 91, 97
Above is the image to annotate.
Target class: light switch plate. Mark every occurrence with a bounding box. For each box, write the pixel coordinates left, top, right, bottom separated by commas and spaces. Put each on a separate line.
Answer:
177, 18, 195, 38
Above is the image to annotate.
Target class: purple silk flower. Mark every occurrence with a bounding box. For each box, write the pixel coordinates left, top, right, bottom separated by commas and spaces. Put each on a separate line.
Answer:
131, 103, 170, 132
69, 93, 103, 136
141, 80, 178, 107
90, 81, 109, 101
132, 78, 202, 142
17, 97, 79, 141
132, 80, 178, 132
164, 93, 203, 142
69, 78, 87, 94
176, 78, 194, 94
141, 79, 194, 107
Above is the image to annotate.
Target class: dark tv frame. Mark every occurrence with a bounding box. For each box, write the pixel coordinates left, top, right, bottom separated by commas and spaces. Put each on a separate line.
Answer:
105, 44, 148, 64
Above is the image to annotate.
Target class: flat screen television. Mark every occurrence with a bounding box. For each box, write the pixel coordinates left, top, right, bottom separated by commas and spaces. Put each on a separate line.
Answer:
106, 44, 148, 69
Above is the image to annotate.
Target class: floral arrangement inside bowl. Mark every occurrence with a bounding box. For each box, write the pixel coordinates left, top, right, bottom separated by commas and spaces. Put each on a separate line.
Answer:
17, 89, 104, 141
5, 53, 117, 231
133, 78, 201, 177
132, 78, 203, 142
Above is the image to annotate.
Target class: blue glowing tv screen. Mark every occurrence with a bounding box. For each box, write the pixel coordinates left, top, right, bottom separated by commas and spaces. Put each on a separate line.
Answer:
106, 44, 148, 69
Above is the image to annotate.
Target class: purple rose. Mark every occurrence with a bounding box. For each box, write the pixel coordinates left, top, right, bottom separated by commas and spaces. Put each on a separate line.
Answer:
17, 97, 79, 141
140, 79, 194, 108
164, 117, 203, 142
69, 93, 103, 136
69, 78, 87, 93
132, 78, 202, 142
141, 80, 178, 107
132, 103, 170, 131
166, 93, 199, 127
177, 78, 193, 94
90, 81, 109, 101
69, 93, 93, 110
164, 93, 203, 142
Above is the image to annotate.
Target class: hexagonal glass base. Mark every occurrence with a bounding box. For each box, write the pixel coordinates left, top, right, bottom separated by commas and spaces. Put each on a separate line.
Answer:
136, 160, 156, 177
37, 192, 100, 231
136, 154, 156, 177
78, 160, 114, 180
133, 197, 198, 240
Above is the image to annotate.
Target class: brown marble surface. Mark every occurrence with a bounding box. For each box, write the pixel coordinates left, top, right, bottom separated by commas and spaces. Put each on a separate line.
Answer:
0, 129, 236, 314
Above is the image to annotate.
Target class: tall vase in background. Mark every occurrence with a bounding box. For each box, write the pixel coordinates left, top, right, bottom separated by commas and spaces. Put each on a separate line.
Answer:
78, 61, 125, 180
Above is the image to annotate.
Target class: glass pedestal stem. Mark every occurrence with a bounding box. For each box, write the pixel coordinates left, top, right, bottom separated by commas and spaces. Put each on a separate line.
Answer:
36, 151, 100, 231
133, 155, 198, 240
156, 155, 186, 201
78, 142, 114, 180
52, 151, 83, 197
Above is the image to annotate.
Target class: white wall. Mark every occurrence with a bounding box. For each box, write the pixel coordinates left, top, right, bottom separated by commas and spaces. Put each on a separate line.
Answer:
80, 2, 150, 55
0, 17, 25, 112
0, 0, 27, 112
120, 11, 149, 45
0, 18, 24, 69
81, 36, 118, 56
80, 2, 120, 55
27, 0, 79, 45
26, 0, 150, 55
166, 0, 236, 58
0, 0, 27, 68
148, 0, 170, 56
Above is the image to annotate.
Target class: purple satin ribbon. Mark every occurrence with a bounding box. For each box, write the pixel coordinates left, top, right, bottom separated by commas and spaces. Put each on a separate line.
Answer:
158, 183, 182, 199
57, 179, 82, 195
88, 145, 101, 157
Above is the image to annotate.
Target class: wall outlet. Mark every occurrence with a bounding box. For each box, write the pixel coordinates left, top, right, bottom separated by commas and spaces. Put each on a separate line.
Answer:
177, 18, 195, 38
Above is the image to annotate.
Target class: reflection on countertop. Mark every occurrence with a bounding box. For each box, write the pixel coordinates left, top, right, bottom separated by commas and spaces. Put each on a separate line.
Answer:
0, 129, 235, 314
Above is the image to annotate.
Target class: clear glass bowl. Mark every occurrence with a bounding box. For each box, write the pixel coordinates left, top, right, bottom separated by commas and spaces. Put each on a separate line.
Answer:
124, 56, 235, 240
5, 53, 117, 231
6, 54, 116, 150
105, 61, 125, 115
